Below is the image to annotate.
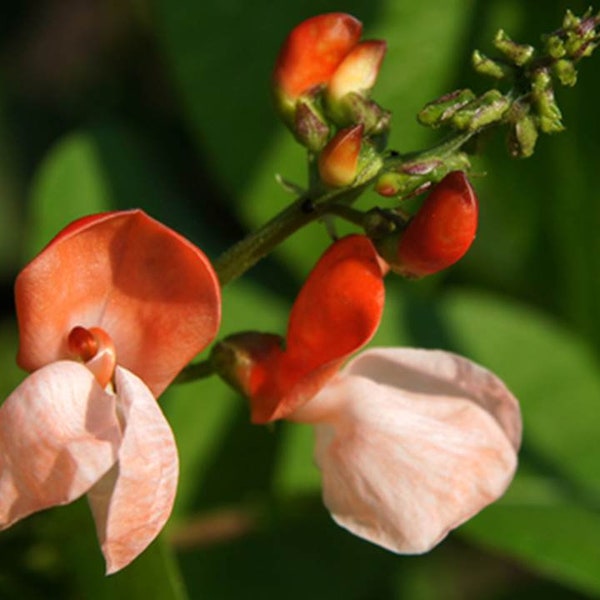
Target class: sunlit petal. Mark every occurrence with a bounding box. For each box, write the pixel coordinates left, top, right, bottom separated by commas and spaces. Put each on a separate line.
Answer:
0, 361, 121, 528
87, 367, 178, 574
16, 210, 221, 396
303, 348, 521, 553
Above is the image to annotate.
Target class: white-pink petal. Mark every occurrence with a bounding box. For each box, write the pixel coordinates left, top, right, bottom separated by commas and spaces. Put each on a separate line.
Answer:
87, 366, 178, 574
301, 348, 521, 554
0, 361, 121, 528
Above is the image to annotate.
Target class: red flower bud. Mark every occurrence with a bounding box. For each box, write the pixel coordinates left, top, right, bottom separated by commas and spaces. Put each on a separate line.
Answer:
393, 171, 478, 277
273, 13, 362, 118
318, 124, 364, 187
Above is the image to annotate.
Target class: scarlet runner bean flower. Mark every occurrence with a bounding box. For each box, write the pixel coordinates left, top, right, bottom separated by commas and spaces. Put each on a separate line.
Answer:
0, 210, 221, 574
215, 234, 521, 552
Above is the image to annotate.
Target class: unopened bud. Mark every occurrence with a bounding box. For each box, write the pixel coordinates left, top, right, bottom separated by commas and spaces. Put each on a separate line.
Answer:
375, 171, 478, 278
326, 40, 387, 129
472, 50, 512, 79
374, 153, 470, 198
318, 124, 363, 187
553, 58, 577, 86
418, 89, 476, 127
507, 114, 539, 158
211, 332, 284, 398
451, 90, 510, 131
493, 29, 534, 66
531, 69, 564, 133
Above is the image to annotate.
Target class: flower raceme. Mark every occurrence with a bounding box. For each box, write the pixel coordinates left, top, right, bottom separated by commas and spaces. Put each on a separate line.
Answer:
214, 234, 521, 553
0, 210, 221, 574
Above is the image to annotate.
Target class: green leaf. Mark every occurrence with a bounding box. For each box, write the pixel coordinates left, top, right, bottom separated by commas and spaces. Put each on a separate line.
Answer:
439, 289, 600, 497
26, 132, 113, 259
463, 500, 600, 597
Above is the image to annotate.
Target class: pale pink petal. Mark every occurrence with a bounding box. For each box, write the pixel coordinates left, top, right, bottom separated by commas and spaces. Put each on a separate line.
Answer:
0, 361, 121, 528
87, 367, 178, 574
298, 348, 521, 553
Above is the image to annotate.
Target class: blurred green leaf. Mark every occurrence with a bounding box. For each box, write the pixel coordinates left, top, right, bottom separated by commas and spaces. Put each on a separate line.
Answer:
0, 319, 23, 400
26, 132, 112, 259
463, 501, 600, 597
439, 289, 600, 497
165, 277, 289, 515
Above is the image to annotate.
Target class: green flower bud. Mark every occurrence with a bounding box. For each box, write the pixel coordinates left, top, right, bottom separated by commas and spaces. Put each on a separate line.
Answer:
451, 90, 510, 131
553, 59, 577, 87
417, 89, 476, 127
472, 50, 511, 79
531, 69, 564, 134
493, 30, 534, 66
507, 114, 539, 158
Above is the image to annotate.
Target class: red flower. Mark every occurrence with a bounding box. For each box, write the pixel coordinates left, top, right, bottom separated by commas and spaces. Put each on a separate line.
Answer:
215, 234, 521, 553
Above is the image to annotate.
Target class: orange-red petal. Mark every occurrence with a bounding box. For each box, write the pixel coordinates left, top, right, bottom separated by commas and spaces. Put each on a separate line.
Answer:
248, 235, 385, 423
15, 210, 221, 396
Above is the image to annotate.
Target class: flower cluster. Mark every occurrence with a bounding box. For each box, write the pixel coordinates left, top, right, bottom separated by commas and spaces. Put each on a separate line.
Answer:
0, 11, 526, 576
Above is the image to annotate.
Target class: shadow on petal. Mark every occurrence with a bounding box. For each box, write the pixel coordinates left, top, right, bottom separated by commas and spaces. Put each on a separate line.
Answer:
88, 367, 178, 574
301, 349, 521, 554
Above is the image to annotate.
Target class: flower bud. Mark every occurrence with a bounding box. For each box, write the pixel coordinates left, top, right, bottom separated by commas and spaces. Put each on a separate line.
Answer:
273, 13, 362, 124
417, 89, 476, 127
451, 90, 510, 131
507, 114, 538, 158
318, 124, 363, 187
472, 50, 512, 79
211, 332, 284, 398
374, 153, 470, 198
376, 171, 478, 278
553, 58, 577, 87
531, 69, 564, 133
493, 29, 534, 66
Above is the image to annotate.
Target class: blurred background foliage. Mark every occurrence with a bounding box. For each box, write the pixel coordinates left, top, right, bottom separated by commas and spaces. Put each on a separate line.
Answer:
0, 0, 599, 598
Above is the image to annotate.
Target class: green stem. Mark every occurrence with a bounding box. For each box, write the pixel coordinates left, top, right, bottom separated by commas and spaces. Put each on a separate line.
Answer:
174, 358, 215, 384
213, 184, 368, 286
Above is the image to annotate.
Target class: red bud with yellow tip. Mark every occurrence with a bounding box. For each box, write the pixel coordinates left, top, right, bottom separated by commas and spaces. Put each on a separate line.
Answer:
318, 124, 364, 187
